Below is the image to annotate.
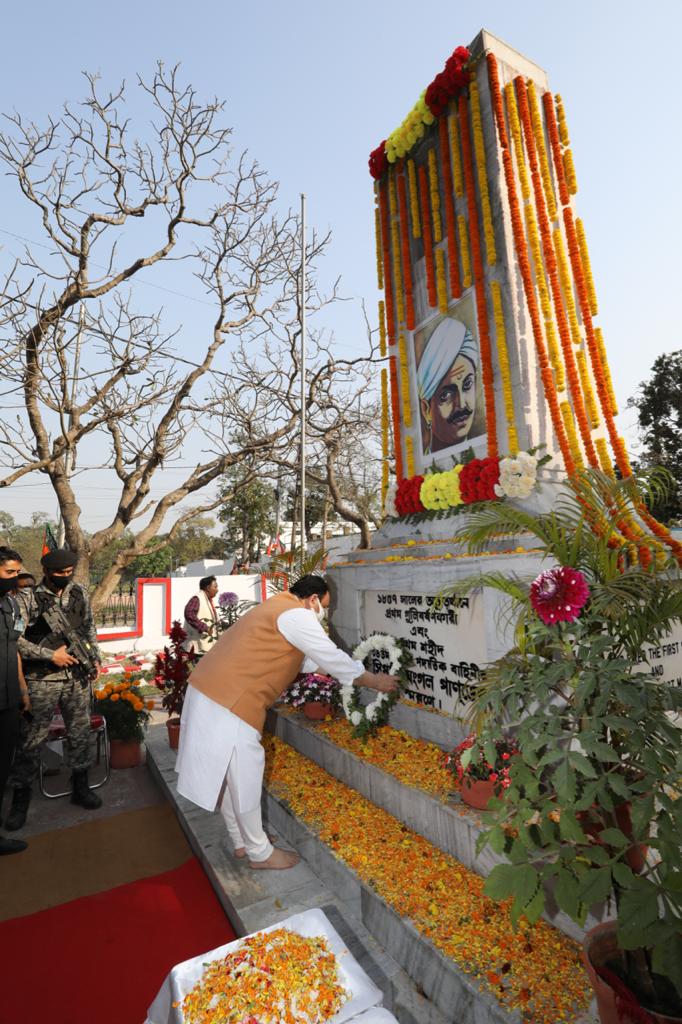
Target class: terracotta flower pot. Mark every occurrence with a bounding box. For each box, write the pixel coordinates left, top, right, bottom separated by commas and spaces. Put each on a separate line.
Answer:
166, 717, 181, 750
109, 739, 143, 769
303, 701, 333, 721
583, 922, 682, 1024
460, 776, 497, 810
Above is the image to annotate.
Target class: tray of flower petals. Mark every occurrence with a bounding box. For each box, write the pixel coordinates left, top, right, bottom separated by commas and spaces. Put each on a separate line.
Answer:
146, 909, 385, 1024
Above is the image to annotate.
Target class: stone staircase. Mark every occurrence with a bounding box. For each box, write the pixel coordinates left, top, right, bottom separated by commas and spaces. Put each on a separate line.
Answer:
260, 704, 599, 1024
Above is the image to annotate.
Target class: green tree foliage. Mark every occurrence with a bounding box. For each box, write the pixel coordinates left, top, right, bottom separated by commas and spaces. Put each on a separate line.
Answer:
0, 512, 58, 577
629, 351, 682, 523
218, 471, 276, 562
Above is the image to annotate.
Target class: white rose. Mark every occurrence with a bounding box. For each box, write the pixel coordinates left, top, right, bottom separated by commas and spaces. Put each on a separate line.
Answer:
350, 711, 362, 725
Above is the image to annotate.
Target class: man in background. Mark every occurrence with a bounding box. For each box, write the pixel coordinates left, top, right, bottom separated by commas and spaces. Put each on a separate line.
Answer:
5, 549, 103, 831
15, 572, 36, 591
183, 575, 219, 655
0, 547, 31, 854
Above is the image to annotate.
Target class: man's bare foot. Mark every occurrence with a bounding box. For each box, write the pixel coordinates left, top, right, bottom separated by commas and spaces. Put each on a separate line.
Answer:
249, 847, 300, 870
234, 847, 246, 858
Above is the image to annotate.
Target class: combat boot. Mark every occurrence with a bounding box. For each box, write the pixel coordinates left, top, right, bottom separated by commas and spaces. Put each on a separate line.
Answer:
5, 787, 31, 831
70, 770, 103, 809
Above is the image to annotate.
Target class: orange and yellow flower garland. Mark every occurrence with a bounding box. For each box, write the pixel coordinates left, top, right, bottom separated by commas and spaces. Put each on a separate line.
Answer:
435, 248, 448, 313
378, 180, 396, 344
427, 148, 443, 244
457, 214, 472, 289
560, 401, 584, 469
418, 163, 437, 307
378, 300, 387, 358
381, 367, 390, 507
595, 328, 618, 415
448, 112, 465, 199
398, 333, 413, 427
527, 81, 558, 223
595, 437, 615, 478
397, 171, 416, 329
515, 75, 598, 469
406, 158, 421, 239
486, 53, 576, 475
469, 79, 497, 265
575, 348, 600, 429
405, 434, 416, 478
388, 172, 406, 326
374, 189, 384, 291
576, 218, 598, 317
388, 353, 404, 481
490, 280, 519, 455
458, 92, 498, 458
541, 90, 570, 208
438, 115, 461, 298
552, 227, 583, 347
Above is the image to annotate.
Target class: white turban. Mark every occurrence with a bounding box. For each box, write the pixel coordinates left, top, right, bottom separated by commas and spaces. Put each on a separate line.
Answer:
417, 318, 478, 403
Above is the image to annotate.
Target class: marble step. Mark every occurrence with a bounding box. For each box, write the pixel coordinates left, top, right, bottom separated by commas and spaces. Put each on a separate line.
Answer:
267, 707, 602, 943
262, 737, 596, 1024
145, 726, 450, 1024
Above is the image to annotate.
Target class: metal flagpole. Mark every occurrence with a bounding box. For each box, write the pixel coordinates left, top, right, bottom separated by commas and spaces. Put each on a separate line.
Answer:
57, 304, 84, 547
300, 194, 307, 556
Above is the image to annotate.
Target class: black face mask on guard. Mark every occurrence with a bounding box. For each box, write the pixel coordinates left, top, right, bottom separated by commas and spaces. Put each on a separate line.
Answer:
47, 573, 72, 592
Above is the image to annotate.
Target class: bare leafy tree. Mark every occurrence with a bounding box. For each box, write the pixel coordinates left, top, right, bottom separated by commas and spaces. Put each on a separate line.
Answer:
0, 64, 374, 607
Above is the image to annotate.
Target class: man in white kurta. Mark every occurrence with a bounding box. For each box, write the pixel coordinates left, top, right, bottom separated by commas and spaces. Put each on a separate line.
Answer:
176, 575, 398, 869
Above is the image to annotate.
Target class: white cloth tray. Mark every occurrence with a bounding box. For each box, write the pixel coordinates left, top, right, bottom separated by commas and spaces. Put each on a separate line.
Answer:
145, 907, 384, 1024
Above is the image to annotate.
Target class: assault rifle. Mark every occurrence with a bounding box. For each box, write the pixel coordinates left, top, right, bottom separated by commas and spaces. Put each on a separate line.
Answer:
41, 603, 100, 684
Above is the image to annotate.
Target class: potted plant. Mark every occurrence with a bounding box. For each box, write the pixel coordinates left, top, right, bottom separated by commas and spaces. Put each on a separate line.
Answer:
93, 677, 154, 768
444, 733, 518, 810
155, 621, 197, 749
448, 469, 682, 1022
281, 673, 341, 721
216, 591, 254, 633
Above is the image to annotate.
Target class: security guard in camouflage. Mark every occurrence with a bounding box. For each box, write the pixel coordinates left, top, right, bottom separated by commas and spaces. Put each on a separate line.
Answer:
5, 549, 103, 831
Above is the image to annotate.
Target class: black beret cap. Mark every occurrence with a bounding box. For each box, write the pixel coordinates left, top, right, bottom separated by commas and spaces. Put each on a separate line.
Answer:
41, 549, 78, 570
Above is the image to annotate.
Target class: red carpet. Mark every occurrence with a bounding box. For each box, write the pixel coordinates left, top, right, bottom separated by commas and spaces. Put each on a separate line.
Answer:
0, 857, 236, 1024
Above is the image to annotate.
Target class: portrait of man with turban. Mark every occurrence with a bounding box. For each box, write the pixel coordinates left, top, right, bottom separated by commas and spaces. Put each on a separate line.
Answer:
416, 313, 483, 454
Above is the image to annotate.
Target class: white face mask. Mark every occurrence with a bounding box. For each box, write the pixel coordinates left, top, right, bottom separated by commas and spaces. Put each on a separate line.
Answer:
313, 597, 327, 623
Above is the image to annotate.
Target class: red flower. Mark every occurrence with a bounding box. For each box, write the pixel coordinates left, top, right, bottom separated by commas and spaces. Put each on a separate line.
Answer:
529, 566, 590, 625
395, 474, 425, 516
459, 458, 500, 504
369, 142, 387, 180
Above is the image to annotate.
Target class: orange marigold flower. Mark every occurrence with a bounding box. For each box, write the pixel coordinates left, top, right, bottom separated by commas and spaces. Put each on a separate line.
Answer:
110, 694, 120, 702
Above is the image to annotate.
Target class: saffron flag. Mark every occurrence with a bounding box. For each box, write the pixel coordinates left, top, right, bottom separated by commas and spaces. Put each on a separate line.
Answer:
41, 524, 58, 557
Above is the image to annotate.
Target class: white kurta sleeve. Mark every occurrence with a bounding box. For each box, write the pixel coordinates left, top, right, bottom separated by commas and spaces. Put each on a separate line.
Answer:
277, 608, 366, 687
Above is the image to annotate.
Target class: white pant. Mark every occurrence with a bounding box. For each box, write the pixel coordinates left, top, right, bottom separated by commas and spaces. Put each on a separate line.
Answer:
219, 735, 273, 863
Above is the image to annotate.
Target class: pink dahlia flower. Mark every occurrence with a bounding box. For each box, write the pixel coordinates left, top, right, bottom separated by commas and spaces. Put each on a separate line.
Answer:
529, 566, 589, 625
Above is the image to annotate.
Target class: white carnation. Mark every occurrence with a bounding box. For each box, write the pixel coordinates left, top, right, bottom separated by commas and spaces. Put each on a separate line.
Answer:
350, 711, 362, 725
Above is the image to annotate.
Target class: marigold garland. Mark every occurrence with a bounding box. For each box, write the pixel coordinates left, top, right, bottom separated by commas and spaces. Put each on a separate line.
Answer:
575, 218, 598, 317
504, 82, 531, 202
541, 90, 570, 208
378, 300, 387, 358
389, 172, 406, 326
595, 437, 615, 478
397, 172, 416, 329
378, 180, 396, 344
406, 158, 421, 239
435, 247, 448, 313
560, 401, 584, 469
398, 333, 413, 428
427, 148, 443, 244
526, 80, 558, 223
389, 353, 404, 480
381, 367, 390, 507
516, 76, 598, 469
575, 348, 600, 429
552, 227, 583, 346
405, 434, 416, 478
457, 214, 472, 289
555, 94, 570, 147
487, 53, 576, 475
418, 163, 437, 307
264, 736, 592, 1024
374, 185, 384, 291
448, 112, 465, 199
469, 79, 497, 265
524, 204, 565, 390
459, 92, 497, 458
490, 280, 519, 455
438, 115, 461, 298
563, 148, 578, 194
595, 328, 618, 415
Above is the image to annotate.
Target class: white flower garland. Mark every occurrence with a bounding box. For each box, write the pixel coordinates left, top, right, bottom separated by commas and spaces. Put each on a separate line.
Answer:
342, 633, 408, 738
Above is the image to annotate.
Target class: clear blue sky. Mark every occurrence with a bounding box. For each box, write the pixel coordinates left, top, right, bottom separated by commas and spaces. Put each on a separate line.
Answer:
1, 0, 680, 529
